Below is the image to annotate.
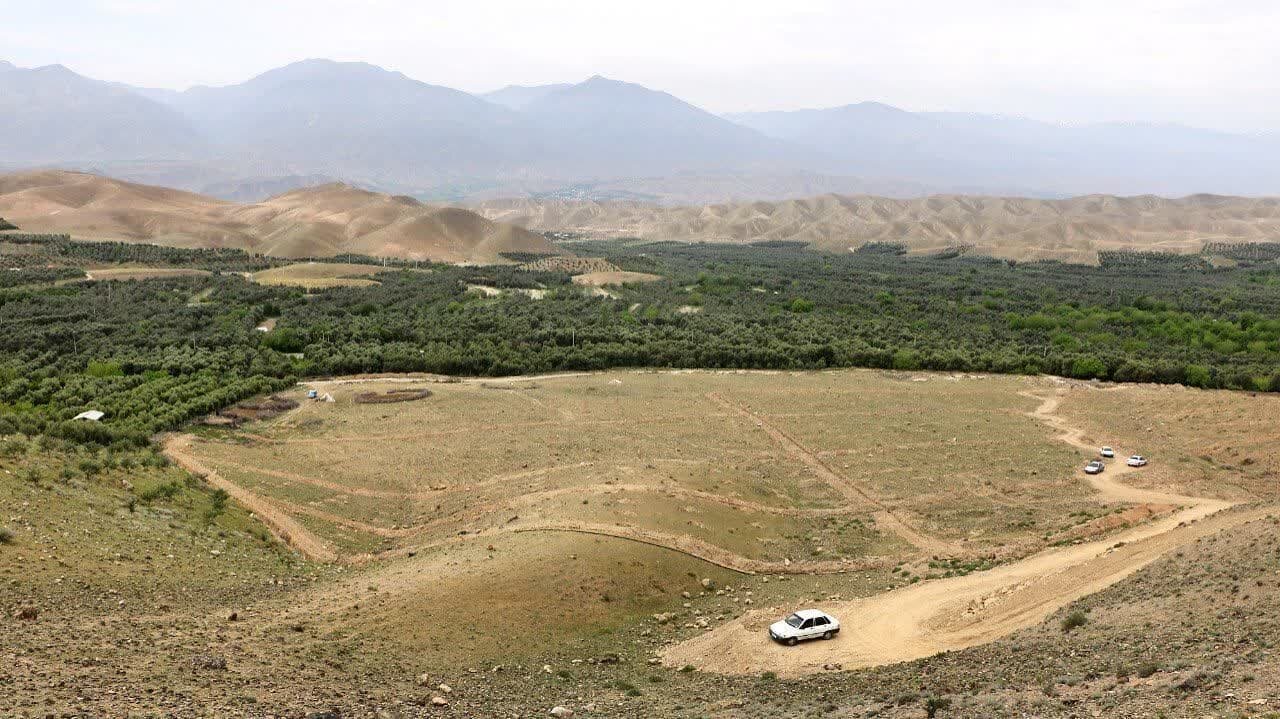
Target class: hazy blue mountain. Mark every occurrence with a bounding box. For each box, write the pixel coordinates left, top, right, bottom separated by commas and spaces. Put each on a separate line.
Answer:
0, 61, 203, 163
728, 105, 1280, 196
482, 83, 572, 110
2, 57, 1276, 199
151, 59, 533, 183
519, 76, 800, 177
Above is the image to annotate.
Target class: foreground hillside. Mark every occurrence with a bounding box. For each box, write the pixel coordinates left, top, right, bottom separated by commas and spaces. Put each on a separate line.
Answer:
0, 170, 560, 263
477, 193, 1280, 263
6, 370, 1279, 717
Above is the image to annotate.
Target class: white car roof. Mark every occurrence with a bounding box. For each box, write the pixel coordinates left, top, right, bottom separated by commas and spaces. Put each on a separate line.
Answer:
793, 609, 830, 619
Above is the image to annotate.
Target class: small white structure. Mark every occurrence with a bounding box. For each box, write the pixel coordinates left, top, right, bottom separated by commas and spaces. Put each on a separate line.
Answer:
73, 410, 105, 422
320, 393, 335, 403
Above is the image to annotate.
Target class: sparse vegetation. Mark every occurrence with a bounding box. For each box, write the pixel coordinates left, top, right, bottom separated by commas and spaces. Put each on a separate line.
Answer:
1061, 609, 1089, 633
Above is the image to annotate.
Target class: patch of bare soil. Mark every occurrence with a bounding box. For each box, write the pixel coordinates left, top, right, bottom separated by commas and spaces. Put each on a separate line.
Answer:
354, 388, 433, 404
207, 395, 298, 426
571, 270, 662, 286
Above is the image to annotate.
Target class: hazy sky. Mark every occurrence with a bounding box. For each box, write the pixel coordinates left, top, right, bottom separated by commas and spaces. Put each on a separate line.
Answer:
3, 0, 1277, 133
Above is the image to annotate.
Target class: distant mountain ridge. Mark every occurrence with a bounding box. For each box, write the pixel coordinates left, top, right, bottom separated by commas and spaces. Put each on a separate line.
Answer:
1, 58, 1278, 202
476, 192, 1280, 264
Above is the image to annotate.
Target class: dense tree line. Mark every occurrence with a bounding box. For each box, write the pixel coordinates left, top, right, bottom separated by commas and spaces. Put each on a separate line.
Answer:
0, 238, 1278, 445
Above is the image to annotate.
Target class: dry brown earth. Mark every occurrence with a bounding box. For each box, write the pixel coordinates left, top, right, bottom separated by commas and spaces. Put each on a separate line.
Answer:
477, 194, 1280, 262
0, 170, 563, 263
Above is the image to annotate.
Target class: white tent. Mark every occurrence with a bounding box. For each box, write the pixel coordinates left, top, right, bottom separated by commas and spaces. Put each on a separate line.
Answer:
73, 410, 105, 421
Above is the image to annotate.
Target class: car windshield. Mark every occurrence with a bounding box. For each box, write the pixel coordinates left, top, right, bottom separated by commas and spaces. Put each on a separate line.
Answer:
785, 614, 805, 628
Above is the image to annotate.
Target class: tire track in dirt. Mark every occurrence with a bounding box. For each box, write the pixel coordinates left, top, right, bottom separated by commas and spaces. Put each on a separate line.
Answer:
192, 453, 858, 543
162, 435, 338, 562
507, 522, 895, 575
662, 385, 1254, 677
705, 392, 960, 556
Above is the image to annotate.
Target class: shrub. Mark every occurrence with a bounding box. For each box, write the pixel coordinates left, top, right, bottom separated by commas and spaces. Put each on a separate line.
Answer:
1061, 609, 1089, 633
203, 488, 230, 523
139, 481, 183, 503
1136, 661, 1159, 678
925, 696, 952, 718
0, 527, 14, 544
0, 437, 28, 457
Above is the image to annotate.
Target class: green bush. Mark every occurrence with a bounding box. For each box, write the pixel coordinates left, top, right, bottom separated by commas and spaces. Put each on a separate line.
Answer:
1061, 609, 1089, 633
203, 488, 230, 523
139, 481, 183, 503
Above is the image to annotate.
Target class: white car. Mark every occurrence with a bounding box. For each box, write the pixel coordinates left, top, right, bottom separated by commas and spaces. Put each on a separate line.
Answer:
1084, 460, 1105, 475
1100, 446, 1115, 458
769, 609, 840, 645
1127, 455, 1149, 467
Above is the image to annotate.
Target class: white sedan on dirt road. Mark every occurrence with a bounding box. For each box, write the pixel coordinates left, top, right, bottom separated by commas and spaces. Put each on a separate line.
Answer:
1127, 455, 1149, 467
769, 609, 840, 645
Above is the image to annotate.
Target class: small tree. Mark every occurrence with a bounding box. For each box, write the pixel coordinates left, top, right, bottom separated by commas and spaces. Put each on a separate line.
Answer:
924, 696, 951, 718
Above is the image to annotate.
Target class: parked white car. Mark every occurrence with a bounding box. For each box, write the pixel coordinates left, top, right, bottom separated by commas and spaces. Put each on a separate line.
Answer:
1127, 455, 1149, 467
769, 609, 840, 645
1100, 446, 1115, 458
1084, 460, 1105, 475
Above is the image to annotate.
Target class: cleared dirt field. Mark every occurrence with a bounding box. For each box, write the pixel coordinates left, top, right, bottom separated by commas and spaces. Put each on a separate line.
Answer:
174, 371, 1106, 567
82, 267, 211, 281
249, 262, 390, 288
571, 270, 663, 286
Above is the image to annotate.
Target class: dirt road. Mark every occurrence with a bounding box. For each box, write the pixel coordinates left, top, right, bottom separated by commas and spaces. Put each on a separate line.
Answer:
162, 435, 338, 562
661, 388, 1257, 677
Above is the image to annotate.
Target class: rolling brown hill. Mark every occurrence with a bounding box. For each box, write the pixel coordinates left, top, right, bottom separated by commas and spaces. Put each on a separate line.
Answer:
476, 194, 1280, 263
0, 170, 562, 263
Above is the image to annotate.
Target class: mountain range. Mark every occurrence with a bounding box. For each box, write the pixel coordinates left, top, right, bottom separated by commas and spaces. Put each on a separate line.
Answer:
2, 58, 1278, 202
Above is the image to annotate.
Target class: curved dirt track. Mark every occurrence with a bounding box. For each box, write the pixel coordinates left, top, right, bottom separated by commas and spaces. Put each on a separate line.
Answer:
162, 435, 339, 562
661, 388, 1256, 677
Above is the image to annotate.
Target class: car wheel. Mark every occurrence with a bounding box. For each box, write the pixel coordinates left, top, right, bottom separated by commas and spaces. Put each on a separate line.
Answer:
786, 637, 798, 646
822, 630, 834, 640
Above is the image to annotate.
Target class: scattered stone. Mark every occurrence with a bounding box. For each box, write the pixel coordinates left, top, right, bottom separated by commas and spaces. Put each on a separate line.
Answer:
822, 663, 843, 671
227, 611, 238, 621
437, 683, 452, 693
306, 712, 341, 719
549, 707, 574, 717
191, 654, 227, 671
431, 696, 448, 707
700, 577, 716, 590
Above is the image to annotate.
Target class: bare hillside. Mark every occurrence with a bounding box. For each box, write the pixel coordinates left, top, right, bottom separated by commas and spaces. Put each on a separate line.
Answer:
477, 193, 1280, 262
0, 170, 562, 263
